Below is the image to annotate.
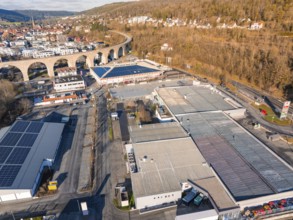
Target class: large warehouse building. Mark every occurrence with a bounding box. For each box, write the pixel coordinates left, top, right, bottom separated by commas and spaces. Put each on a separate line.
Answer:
154, 85, 293, 217
125, 84, 293, 219
127, 123, 239, 219
0, 120, 64, 202
90, 61, 163, 85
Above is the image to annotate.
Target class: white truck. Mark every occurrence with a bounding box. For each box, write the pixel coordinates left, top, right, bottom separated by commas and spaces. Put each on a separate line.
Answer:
81, 202, 89, 216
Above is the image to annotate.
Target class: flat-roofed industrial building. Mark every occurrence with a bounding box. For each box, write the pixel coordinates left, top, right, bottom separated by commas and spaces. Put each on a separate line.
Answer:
54, 75, 86, 92
155, 85, 245, 118
179, 112, 293, 208
129, 122, 188, 143
131, 138, 218, 209
127, 122, 238, 217
0, 120, 64, 202
90, 61, 163, 85
155, 85, 293, 214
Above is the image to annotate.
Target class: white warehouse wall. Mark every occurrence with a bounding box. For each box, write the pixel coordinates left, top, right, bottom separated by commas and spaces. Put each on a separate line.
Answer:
0, 189, 32, 202
54, 81, 85, 92
135, 190, 181, 210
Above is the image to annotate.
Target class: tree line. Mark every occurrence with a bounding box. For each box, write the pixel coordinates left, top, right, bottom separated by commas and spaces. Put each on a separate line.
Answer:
0, 80, 32, 127
112, 23, 292, 99
90, 0, 293, 31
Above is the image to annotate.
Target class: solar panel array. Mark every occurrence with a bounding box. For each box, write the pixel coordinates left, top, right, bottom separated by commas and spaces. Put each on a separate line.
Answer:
0, 147, 13, 163
17, 134, 38, 147
6, 148, 31, 165
180, 112, 293, 200
92, 67, 111, 78
0, 165, 21, 187
10, 121, 30, 132
103, 65, 159, 78
0, 133, 22, 146
0, 121, 44, 187
199, 112, 293, 193
194, 135, 274, 201
26, 122, 44, 133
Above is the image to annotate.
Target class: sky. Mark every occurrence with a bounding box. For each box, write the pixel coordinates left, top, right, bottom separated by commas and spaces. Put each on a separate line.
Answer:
0, 0, 132, 12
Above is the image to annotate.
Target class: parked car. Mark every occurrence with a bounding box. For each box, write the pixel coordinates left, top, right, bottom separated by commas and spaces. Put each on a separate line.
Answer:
182, 188, 198, 206
194, 193, 204, 206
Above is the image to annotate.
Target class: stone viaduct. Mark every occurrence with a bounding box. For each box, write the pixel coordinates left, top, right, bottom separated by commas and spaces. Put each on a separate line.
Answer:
0, 31, 132, 81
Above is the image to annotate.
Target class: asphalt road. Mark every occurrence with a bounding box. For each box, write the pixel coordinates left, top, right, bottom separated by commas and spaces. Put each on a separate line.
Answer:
0, 104, 91, 219
0, 86, 176, 220
216, 86, 293, 136
231, 80, 293, 115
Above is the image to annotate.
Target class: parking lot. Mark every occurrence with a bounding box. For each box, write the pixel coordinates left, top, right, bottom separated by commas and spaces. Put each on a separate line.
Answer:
176, 196, 214, 216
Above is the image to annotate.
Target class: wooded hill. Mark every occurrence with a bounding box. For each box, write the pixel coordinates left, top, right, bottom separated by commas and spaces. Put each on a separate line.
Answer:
0, 9, 30, 22
0, 9, 75, 22
16, 10, 75, 20
83, 0, 293, 99
84, 0, 293, 31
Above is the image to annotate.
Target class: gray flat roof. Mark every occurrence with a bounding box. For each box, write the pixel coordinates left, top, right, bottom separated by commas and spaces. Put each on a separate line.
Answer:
180, 112, 293, 200
109, 79, 192, 99
0, 120, 64, 191
55, 75, 84, 84
190, 177, 239, 212
131, 137, 214, 198
129, 122, 188, 143
197, 112, 293, 193
157, 86, 235, 115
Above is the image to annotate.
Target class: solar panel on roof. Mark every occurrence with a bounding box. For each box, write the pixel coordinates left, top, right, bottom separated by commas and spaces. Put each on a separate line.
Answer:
17, 134, 38, 147
0, 147, 13, 163
0, 132, 22, 146
10, 121, 30, 132
195, 137, 274, 201
6, 148, 31, 165
180, 114, 274, 201
103, 65, 158, 78
92, 67, 111, 77
0, 165, 21, 187
202, 113, 293, 193
26, 122, 44, 133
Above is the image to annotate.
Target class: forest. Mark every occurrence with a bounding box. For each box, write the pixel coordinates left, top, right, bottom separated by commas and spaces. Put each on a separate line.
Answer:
86, 0, 293, 99
0, 80, 31, 127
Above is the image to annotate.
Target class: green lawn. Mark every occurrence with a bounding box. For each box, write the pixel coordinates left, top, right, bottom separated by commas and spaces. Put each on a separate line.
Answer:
108, 117, 113, 141
252, 103, 292, 126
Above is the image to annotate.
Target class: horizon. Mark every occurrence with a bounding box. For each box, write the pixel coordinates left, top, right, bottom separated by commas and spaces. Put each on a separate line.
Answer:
0, 0, 133, 12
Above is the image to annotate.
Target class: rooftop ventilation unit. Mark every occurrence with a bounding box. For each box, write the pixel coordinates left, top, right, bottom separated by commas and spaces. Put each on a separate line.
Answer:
202, 162, 208, 167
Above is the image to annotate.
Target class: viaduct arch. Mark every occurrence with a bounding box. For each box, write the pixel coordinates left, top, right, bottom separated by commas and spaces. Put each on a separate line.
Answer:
0, 31, 132, 81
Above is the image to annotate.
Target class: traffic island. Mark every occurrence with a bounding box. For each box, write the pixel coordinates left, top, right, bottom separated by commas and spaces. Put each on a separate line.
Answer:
252, 103, 292, 126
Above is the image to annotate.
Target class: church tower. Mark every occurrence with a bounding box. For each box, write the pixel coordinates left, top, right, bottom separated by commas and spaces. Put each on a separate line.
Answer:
31, 16, 35, 29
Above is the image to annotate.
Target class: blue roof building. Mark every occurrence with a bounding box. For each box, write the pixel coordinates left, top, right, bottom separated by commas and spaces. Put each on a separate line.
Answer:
90, 61, 162, 85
